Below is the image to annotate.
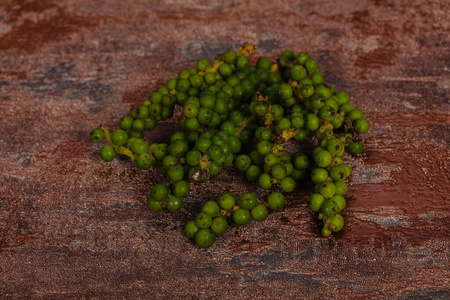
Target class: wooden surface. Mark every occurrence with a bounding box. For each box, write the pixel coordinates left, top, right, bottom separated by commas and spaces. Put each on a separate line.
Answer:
1, 0, 449, 298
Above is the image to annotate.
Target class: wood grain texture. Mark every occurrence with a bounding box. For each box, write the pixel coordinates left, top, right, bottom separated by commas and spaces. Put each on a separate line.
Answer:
0, 0, 449, 298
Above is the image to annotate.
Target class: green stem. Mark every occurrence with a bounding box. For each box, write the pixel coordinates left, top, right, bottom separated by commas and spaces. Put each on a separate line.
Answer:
236, 115, 255, 133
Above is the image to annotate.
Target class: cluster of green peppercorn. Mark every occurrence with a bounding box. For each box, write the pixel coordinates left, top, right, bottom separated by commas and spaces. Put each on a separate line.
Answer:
90, 44, 369, 248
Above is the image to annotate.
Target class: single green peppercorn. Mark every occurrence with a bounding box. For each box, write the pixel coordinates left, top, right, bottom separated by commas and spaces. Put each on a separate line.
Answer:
291, 116, 305, 129
279, 83, 293, 99
330, 195, 346, 213
271, 103, 285, 118
131, 139, 149, 155
168, 164, 185, 182
219, 63, 233, 77
228, 110, 244, 125
258, 172, 273, 190
161, 155, 177, 173
208, 161, 221, 176
305, 59, 318, 73
334, 181, 348, 195
211, 217, 229, 235
256, 140, 272, 156
336, 91, 350, 105
314, 150, 332, 168
347, 109, 364, 121
267, 192, 285, 210
185, 150, 202, 167
168, 139, 189, 158
208, 145, 224, 162
311, 168, 328, 184
246, 165, 263, 182
144, 118, 156, 131
204, 72, 216, 85
251, 101, 269, 116
301, 84, 315, 98
347, 142, 364, 155
195, 228, 216, 248
293, 153, 309, 170
354, 118, 370, 134
189, 74, 203, 88
169, 132, 186, 142
256, 57, 272, 71
236, 55, 249, 69
305, 113, 320, 131
185, 220, 200, 238
111, 129, 128, 146
90, 128, 105, 143
136, 105, 149, 119
178, 69, 190, 79
321, 227, 331, 237
183, 103, 199, 118
137, 153, 154, 170
233, 208, 251, 226
276, 118, 292, 131
342, 164, 352, 178
100, 145, 116, 162
195, 138, 211, 154
147, 197, 164, 212
325, 97, 339, 111
195, 212, 213, 229
271, 164, 287, 180
220, 120, 236, 136
151, 183, 169, 202
167, 195, 183, 212
202, 200, 220, 216
132, 118, 145, 131
330, 165, 348, 181
235, 154, 251, 171
219, 193, 236, 210
311, 71, 324, 85
341, 103, 355, 113
150, 91, 163, 104
264, 153, 279, 168
126, 137, 137, 148
176, 78, 191, 92
224, 50, 237, 64
290, 65, 307, 82
318, 181, 336, 199
296, 52, 310, 65
280, 176, 295, 193
307, 193, 325, 212
326, 138, 344, 156
320, 199, 339, 217
237, 192, 258, 210
318, 105, 336, 121
279, 151, 291, 164
119, 115, 133, 130
184, 118, 200, 131
314, 84, 332, 100
251, 204, 269, 222
196, 58, 210, 71
255, 127, 271, 141
329, 214, 344, 232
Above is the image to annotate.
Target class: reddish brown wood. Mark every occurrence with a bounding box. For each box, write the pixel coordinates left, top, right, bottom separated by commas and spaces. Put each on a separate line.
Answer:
0, 0, 449, 298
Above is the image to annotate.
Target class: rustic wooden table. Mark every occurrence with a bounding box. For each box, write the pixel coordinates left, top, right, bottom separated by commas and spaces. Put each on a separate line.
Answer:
1, 0, 449, 298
